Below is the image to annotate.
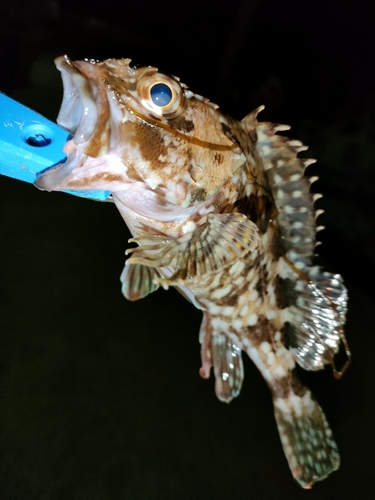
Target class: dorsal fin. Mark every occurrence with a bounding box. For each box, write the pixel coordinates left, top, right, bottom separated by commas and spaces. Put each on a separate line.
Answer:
243, 110, 349, 375
242, 111, 320, 269
280, 263, 348, 372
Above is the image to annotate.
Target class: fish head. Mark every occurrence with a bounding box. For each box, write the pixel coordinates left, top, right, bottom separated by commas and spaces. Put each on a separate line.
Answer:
35, 56, 247, 208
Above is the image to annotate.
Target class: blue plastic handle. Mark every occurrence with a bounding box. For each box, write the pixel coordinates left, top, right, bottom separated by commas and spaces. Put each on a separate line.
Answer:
0, 93, 110, 201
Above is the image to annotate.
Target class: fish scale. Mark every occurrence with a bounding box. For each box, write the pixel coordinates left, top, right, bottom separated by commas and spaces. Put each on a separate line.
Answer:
35, 55, 350, 488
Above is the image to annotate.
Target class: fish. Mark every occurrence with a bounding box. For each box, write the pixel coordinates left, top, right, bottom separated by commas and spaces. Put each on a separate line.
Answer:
35, 55, 350, 488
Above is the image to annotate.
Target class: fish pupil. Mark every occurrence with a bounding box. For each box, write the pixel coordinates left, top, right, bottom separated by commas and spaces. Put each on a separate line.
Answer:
150, 83, 172, 106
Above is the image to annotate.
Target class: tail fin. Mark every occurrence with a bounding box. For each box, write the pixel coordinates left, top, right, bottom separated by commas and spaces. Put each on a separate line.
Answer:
273, 390, 340, 488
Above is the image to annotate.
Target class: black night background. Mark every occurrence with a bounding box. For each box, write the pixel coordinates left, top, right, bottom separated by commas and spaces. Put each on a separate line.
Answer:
0, 0, 374, 498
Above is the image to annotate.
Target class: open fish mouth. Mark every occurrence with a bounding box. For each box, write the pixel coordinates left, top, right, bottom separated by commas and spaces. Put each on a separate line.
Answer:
55, 55, 100, 144
34, 55, 244, 201
34, 56, 100, 191
34, 56, 128, 192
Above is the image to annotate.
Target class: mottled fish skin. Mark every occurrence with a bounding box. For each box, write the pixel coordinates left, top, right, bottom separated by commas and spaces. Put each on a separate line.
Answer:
35, 56, 349, 488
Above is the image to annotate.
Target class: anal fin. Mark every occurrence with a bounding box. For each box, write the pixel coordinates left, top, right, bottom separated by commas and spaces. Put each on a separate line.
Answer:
199, 314, 244, 403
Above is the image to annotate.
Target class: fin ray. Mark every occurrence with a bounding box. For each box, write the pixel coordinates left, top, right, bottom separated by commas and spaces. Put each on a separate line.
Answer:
199, 314, 244, 403
211, 332, 244, 403
285, 267, 348, 371
126, 213, 259, 282
252, 119, 319, 267
120, 263, 160, 301
274, 390, 340, 488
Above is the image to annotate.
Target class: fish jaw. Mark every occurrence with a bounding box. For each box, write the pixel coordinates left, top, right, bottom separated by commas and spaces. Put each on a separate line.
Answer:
35, 56, 247, 208
35, 56, 140, 193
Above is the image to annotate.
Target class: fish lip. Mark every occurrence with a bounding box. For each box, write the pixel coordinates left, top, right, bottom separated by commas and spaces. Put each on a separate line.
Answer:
34, 146, 82, 191
54, 55, 99, 145
35, 56, 105, 191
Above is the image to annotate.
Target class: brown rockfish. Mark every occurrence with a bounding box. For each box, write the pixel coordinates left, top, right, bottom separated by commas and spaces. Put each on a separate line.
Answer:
35, 55, 350, 488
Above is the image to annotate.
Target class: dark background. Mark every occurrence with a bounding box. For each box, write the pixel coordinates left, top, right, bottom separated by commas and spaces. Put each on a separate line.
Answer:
0, 0, 374, 498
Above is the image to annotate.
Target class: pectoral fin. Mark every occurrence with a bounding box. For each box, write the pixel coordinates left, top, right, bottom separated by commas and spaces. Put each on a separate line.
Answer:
126, 213, 259, 283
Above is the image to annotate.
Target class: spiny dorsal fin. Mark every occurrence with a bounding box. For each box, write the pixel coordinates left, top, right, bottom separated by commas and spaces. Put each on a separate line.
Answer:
241, 105, 265, 129
242, 111, 322, 269
256, 121, 320, 267
125, 213, 259, 283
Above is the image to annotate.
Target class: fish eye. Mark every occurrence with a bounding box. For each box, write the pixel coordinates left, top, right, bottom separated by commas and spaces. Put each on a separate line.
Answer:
150, 83, 173, 107
137, 72, 184, 118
